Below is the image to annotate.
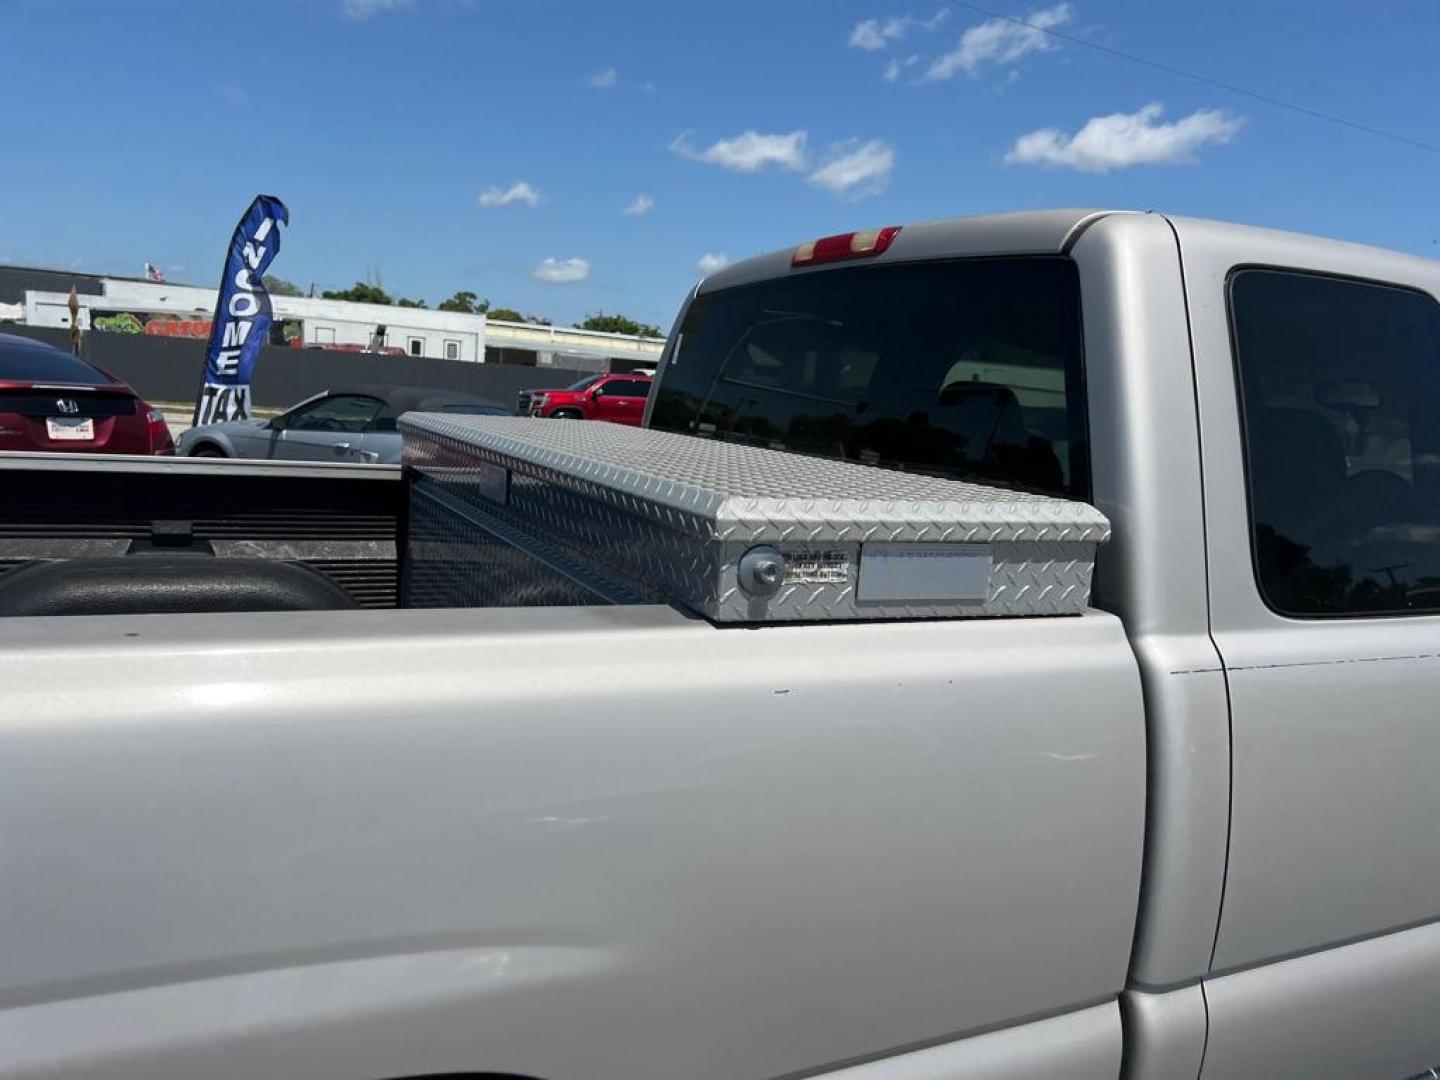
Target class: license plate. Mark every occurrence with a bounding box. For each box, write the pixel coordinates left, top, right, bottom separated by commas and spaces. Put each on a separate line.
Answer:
46, 417, 95, 441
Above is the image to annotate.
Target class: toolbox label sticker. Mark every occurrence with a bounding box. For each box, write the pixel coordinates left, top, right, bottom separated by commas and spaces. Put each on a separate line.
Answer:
472, 460, 510, 506
784, 550, 850, 585
857, 543, 992, 603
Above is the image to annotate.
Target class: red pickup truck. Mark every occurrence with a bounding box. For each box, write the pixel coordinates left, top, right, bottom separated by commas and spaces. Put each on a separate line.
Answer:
517, 373, 653, 425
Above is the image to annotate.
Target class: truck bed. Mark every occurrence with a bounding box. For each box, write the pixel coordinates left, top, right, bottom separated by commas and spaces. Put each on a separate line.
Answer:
0, 446, 1146, 1078
0, 454, 404, 612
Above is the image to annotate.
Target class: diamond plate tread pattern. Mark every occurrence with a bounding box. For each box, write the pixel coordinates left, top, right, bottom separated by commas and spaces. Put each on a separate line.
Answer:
401, 415, 1111, 545
406, 482, 623, 609
401, 415, 1108, 621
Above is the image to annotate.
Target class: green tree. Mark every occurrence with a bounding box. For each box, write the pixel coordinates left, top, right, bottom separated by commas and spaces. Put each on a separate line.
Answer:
485, 307, 552, 325
396, 297, 428, 308
437, 290, 490, 314
262, 275, 304, 297
321, 282, 393, 305
576, 312, 663, 338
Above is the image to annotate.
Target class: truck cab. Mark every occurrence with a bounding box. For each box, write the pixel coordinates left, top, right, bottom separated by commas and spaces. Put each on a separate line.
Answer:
0, 210, 1436, 1079
519, 371, 653, 424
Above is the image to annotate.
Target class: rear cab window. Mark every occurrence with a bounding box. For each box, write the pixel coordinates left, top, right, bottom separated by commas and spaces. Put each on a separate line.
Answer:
648, 257, 1089, 499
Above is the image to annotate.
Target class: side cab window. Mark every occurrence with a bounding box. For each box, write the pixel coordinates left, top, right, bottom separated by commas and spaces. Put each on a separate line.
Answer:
1231, 268, 1440, 615
604, 379, 649, 398
287, 395, 384, 434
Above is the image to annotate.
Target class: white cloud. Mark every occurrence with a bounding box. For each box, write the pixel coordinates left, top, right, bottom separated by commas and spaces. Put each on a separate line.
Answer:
696, 253, 730, 275
986, 68, 1024, 96
850, 16, 907, 50
533, 257, 590, 284
216, 85, 249, 106
807, 139, 896, 199
1004, 103, 1244, 172
673, 129, 894, 199
342, 0, 412, 20
671, 130, 809, 173
623, 194, 655, 216
925, 1, 1070, 80
849, 9, 947, 50
478, 181, 542, 209
883, 54, 921, 81
589, 67, 618, 89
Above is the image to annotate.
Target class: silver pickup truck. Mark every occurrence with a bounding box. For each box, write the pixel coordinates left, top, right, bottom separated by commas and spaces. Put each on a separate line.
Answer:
0, 209, 1437, 1080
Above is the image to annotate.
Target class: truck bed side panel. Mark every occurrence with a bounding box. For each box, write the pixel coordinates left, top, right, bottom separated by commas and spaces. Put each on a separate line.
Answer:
804, 1000, 1122, 1079
0, 606, 1143, 1080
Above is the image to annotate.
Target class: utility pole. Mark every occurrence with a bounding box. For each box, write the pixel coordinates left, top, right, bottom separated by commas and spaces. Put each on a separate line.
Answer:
67, 287, 80, 356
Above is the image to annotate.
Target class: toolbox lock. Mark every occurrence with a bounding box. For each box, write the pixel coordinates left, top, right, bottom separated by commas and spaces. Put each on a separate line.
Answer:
737, 546, 786, 599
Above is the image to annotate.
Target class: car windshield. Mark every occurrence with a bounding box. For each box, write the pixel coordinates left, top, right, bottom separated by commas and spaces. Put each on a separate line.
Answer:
565, 375, 603, 391
648, 257, 1090, 499
0, 341, 109, 384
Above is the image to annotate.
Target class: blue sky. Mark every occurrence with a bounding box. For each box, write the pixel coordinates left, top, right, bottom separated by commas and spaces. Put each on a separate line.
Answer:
2, 0, 1437, 329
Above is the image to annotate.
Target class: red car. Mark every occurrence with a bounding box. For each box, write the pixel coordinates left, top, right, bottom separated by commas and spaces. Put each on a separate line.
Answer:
517, 373, 653, 425
0, 333, 174, 455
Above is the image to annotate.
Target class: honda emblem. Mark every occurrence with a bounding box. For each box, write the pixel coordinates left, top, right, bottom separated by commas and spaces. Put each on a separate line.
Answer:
55, 398, 80, 415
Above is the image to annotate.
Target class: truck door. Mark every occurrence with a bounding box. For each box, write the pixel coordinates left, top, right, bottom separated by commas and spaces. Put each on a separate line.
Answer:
592, 378, 649, 425
1176, 218, 1440, 1079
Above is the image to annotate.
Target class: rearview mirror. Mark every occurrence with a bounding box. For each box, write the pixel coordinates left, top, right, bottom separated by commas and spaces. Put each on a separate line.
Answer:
268, 415, 288, 431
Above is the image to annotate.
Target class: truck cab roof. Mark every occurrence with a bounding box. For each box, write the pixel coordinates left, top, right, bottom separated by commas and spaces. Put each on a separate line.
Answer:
699, 209, 1120, 293
700, 207, 1440, 292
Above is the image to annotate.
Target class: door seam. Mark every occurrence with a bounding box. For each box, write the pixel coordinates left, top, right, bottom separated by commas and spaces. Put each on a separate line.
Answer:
1159, 212, 1236, 976
1194, 979, 1213, 1080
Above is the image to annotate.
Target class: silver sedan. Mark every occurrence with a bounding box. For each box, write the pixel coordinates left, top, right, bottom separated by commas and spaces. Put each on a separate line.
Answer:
177, 386, 510, 464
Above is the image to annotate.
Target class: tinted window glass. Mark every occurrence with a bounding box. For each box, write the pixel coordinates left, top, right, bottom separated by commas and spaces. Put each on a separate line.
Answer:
566, 375, 603, 391
0, 340, 108, 384
1232, 269, 1440, 615
288, 394, 383, 433
649, 258, 1088, 498
604, 379, 649, 397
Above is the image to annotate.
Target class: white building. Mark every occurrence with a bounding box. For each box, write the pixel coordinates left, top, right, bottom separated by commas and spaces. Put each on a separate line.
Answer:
23, 279, 487, 363
18, 274, 668, 371
484, 318, 665, 374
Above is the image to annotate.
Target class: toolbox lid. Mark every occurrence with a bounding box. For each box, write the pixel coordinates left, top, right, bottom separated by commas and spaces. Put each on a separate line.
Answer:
399, 414, 1110, 546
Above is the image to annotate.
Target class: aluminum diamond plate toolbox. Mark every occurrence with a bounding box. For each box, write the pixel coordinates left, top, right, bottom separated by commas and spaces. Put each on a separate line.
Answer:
400, 414, 1110, 622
